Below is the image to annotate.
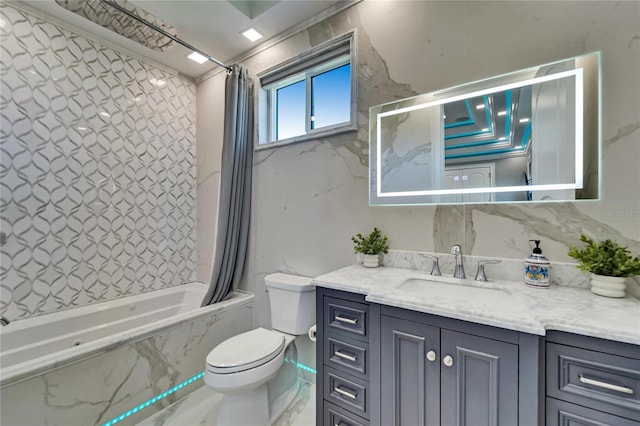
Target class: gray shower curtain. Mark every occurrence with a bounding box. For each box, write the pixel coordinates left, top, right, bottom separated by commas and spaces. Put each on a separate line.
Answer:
202, 64, 254, 305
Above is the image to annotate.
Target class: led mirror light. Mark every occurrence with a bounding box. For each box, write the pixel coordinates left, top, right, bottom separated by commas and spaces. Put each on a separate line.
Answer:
370, 52, 601, 205
242, 28, 263, 42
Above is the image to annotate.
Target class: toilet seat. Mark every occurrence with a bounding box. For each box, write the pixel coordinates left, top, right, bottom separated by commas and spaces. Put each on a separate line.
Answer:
206, 328, 285, 374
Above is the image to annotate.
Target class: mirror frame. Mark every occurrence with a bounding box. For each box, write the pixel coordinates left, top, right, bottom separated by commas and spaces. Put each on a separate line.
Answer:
369, 52, 601, 205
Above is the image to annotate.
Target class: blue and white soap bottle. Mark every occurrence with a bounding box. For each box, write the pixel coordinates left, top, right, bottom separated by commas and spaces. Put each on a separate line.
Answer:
525, 240, 550, 288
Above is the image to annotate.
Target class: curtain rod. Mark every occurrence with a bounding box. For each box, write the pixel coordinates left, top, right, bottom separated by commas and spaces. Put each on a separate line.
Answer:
101, 0, 232, 72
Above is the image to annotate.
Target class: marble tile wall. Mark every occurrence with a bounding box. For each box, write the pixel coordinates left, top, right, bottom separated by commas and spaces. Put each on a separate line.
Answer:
196, 1, 640, 332
0, 4, 197, 320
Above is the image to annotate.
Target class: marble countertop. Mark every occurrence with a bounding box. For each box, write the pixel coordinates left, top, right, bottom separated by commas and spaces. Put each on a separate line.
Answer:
313, 265, 640, 345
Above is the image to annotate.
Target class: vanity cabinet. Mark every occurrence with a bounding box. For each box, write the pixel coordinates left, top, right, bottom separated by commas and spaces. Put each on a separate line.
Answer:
316, 288, 380, 426
545, 331, 640, 426
380, 307, 523, 426
316, 288, 543, 426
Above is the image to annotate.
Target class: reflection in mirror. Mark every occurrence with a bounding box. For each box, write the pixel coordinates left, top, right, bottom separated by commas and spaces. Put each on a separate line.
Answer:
370, 52, 600, 205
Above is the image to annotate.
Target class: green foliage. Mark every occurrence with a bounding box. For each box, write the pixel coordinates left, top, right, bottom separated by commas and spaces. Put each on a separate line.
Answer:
568, 234, 640, 277
351, 228, 389, 255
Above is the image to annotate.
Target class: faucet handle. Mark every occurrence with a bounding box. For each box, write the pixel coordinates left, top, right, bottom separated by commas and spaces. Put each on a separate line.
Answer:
422, 255, 441, 276
475, 259, 502, 282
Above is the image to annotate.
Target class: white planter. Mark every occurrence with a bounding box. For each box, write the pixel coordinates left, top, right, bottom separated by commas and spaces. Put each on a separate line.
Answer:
362, 254, 380, 268
590, 274, 627, 298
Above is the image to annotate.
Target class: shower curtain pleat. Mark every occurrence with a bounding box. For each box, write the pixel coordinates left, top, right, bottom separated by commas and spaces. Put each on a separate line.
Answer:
202, 64, 254, 306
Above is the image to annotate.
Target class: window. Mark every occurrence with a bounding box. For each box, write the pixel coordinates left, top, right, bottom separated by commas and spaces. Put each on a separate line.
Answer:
257, 31, 356, 148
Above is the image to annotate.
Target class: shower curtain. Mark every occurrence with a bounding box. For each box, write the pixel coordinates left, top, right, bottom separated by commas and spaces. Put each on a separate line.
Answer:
202, 64, 254, 305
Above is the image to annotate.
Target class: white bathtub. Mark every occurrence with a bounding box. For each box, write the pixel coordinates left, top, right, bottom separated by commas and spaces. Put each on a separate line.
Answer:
0, 283, 254, 425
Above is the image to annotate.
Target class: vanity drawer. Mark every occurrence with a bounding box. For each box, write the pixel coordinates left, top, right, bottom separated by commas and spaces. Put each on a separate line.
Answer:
325, 337, 368, 378
324, 366, 369, 419
546, 397, 640, 426
324, 401, 369, 426
324, 297, 368, 340
547, 342, 640, 419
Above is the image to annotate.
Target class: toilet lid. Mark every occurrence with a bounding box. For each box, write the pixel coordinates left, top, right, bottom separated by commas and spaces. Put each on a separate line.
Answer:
206, 328, 285, 374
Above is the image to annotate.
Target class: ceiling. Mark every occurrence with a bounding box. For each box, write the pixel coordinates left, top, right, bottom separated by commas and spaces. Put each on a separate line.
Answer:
18, 0, 351, 80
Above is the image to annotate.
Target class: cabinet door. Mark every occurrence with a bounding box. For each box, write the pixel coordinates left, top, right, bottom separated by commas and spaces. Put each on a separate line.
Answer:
440, 329, 518, 426
381, 316, 441, 426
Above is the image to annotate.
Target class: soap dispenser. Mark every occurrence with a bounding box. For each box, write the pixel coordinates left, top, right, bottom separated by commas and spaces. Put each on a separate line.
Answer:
525, 240, 550, 288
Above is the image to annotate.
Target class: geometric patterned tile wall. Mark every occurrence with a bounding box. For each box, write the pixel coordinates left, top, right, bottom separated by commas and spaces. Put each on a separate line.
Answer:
0, 4, 197, 320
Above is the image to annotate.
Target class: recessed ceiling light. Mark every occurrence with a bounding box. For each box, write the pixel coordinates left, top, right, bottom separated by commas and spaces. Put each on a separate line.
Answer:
481, 128, 489, 131
497, 110, 507, 116
188, 52, 208, 64
499, 136, 507, 141
476, 104, 485, 110
519, 117, 530, 123
242, 28, 263, 42
99, 111, 110, 118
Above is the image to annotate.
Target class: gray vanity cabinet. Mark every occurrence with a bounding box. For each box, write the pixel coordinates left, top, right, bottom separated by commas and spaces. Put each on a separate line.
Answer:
440, 329, 519, 425
381, 314, 519, 426
317, 288, 379, 426
545, 331, 640, 426
380, 316, 441, 425
316, 287, 544, 426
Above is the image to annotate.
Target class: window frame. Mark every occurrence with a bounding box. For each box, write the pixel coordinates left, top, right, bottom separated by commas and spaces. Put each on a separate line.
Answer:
256, 31, 357, 150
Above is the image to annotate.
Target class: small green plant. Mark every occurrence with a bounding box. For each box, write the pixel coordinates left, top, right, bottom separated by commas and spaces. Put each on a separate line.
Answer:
351, 228, 389, 255
568, 234, 640, 277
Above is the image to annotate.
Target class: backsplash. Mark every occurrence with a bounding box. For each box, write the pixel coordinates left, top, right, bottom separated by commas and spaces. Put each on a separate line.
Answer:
0, 4, 197, 320
380, 250, 591, 289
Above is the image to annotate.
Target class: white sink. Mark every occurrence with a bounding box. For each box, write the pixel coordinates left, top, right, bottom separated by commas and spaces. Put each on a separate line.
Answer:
396, 278, 513, 304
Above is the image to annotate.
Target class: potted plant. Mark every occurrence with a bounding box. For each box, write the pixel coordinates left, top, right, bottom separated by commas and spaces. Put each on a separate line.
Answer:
568, 234, 640, 298
351, 228, 389, 268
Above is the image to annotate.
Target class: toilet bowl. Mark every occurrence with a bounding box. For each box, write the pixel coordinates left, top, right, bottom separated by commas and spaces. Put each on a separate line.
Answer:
204, 327, 294, 393
204, 273, 315, 426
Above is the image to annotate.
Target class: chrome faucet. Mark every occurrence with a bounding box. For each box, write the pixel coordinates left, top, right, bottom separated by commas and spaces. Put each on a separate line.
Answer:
0, 315, 10, 326
475, 259, 502, 282
422, 255, 441, 276
450, 244, 465, 279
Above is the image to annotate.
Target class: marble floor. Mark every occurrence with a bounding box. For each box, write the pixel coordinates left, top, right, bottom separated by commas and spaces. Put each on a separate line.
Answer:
137, 380, 315, 426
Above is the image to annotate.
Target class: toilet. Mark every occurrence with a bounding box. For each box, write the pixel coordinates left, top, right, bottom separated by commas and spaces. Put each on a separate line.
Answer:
204, 273, 315, 426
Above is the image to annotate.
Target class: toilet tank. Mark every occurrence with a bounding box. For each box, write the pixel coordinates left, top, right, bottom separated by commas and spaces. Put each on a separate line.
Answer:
265, 273, 315, 335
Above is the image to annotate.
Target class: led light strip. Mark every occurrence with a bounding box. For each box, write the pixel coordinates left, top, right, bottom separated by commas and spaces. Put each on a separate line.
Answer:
285, 357, 317, 374
102, 360, 317, 425
102, 371, 205, 426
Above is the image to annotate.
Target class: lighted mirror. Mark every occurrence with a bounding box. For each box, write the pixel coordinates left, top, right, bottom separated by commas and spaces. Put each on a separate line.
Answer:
369, 52, 600, 205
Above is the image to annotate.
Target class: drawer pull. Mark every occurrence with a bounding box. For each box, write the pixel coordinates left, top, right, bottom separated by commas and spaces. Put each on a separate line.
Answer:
334, 315, 358, 325
578, 374, 634, 395
334, 350, 358, 362
334, 386, 358, 399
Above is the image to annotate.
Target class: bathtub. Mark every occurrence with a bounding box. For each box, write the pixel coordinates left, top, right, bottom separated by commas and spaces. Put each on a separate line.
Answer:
0, 283, 254, 425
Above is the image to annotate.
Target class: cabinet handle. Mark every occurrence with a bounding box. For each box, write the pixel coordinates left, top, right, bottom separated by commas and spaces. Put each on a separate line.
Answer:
334, 315, 358, 325
579, 374, 634, 395
334, 386, 358, 400
426, 350, 437, 362
443, 355, 454, 367
334, 350, 358, 362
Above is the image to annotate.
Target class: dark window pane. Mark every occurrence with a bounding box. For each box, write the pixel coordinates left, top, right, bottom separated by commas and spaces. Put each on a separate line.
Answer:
311, 64, 350, 129
276, 80, 305, 140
